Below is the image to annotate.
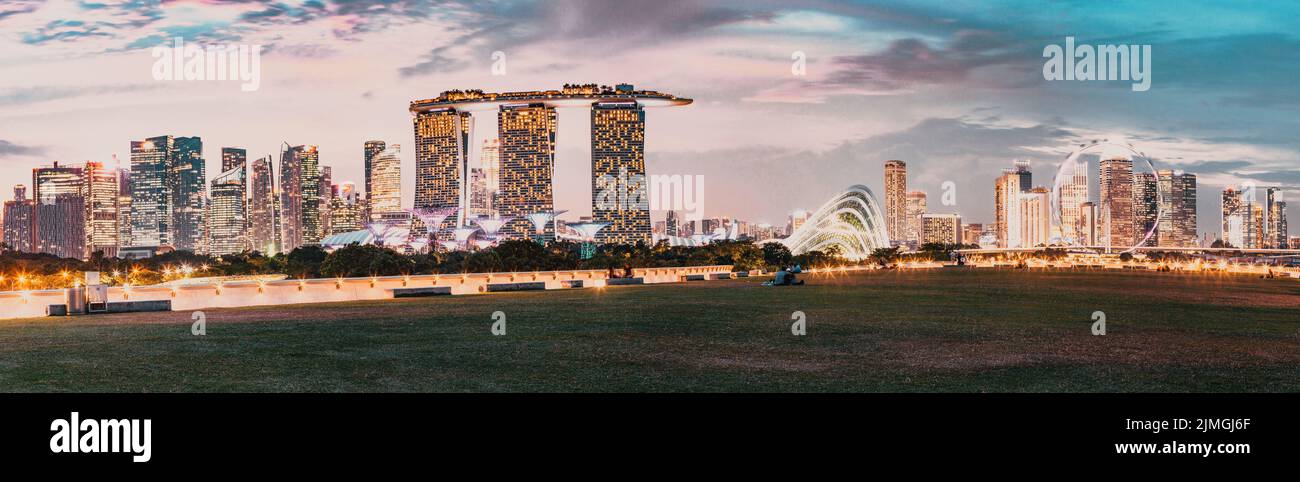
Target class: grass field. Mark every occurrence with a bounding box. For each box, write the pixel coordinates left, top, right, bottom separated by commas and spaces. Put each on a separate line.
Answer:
1, 268, 1298, 392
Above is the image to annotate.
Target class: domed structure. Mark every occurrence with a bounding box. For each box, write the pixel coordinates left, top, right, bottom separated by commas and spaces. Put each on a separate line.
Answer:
782, 185, 891, 260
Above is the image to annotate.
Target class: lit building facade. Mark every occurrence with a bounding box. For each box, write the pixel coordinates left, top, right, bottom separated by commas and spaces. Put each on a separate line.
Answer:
497, 103, 557, 238
1163, 171, 1197, 247
221, 147, 246, 173
279, 143, 304, 252
129, 136, 174, 248
1098, 156, 1134, 249
591, 101, 650, 244
208, 163, 247, 256
1058, 161, 1090, 244
883, 160, 907, 243
366, 142, 402, 221
81, 161, 119, 258
249, 155, 279, 254
171, 136, 206, 252
2, 185, 34, 253
36, 194, 85, 259
904, 190, 926, 247
1266, 188, 1288, 248
1133, 172, 1158, 247
921, 213, 962, 245
413, 109, 471, 232
1020, 187, 1051, 248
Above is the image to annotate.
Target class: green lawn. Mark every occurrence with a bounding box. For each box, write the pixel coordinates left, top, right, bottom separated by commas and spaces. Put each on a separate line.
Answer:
1, 268, 1298, 392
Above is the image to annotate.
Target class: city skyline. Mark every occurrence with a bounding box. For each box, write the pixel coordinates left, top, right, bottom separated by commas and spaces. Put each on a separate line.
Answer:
2, 1, 1298, 236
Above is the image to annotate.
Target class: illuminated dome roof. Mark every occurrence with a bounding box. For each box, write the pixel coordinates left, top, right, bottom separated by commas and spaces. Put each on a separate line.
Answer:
782, 185, 890, 260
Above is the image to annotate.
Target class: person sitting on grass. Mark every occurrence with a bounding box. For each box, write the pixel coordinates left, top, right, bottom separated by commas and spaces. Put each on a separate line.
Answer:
764, 266, 804, 286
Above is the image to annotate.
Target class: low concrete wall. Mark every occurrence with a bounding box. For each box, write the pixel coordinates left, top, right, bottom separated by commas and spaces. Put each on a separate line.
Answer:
0, 265, 734, 320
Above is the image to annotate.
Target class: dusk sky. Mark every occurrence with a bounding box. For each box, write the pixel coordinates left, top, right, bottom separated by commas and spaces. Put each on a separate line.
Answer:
1, 0, 1296, 236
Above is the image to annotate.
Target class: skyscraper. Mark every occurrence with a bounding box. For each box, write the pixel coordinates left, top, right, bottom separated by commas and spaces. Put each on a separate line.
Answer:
116, 166, 131, 251
328, 182, 364, 235
1165, 171, 1197, 247
279, 143, 303, 252
1058, 160, 1089, 244
81, 161, 119, 258
36, 194, 85, 259
221, 147, 247, 173
208, 162, 247, 256
1020, 187, 1051, 248
883, 160, 906, 243
413, 108, 472, 232
2, 185, 34, 253
366, 142, 402, 222
497, 104, 556, 238
33, 162, 83, 205
278, 144, 322, 250
1098, 156, 1134, 249
129, 135, 174, 248
249, 155, 279, 254
1080, 201, 1098, 246
904, 190, 926, 246
1133, 172, 1158, 247
171, 136, 206, 252
319, 165, 333, 236
1221, 186, 1242, 246
1266, 187, 1288, 248
591, 101, 650, 244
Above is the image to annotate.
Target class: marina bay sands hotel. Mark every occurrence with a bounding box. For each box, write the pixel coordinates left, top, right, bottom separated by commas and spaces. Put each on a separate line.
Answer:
408, 83, 692, 243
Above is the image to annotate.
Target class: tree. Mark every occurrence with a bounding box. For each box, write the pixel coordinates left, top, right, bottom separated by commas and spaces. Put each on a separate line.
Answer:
761, 242, 792, 270
869, 247, 901, 268
284, 246, 328, 278
320, 244, 412, 277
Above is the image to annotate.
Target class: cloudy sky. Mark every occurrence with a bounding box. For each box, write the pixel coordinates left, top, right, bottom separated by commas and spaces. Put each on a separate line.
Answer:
1, 0, 1296, 237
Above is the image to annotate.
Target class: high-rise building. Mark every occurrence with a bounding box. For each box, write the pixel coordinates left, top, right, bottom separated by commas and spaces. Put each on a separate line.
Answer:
278, 144, 322, 250
497, 104, 557, 238
319, 165, 333, 236
883, 160, 907, 243
1165, 171, 1197, 247
666, 210, 680, 237
81, 161, 119, 258
993, 160, 1032, 248
278, 143, 303, 252
364, 140, 386, 209
36, 194, 86, 259
1098, 157, 1134, 249
328, 182, 364, 235
413, 108, 472, 232
1058, 160, 1090, 244
249, 155, 279, 254
33, 162, 83, 205
1221, 187, 1242, 247
1266, 188, 1288, 248
129, 135, 174, 248
116, 166, 131, 252
1080, 201, 1098, 246
1133, 172, 1158, 247
171, 136, 206, 252
208, 162, 247, 256
904, 190, 926, 246
921, 213, 962, 245
221, 147, 247, 173
2, 185, 35, 253
364, 142, 401, 222
591, 101, 650, 244
1020, 187, 1051, 248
